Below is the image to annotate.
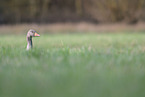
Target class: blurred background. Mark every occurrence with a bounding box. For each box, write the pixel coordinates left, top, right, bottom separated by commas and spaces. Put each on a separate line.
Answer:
1, 0, 145, 33
1, 1, 145, 97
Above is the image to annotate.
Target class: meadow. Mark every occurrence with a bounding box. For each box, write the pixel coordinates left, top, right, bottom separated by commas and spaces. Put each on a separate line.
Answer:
0, 33, 145, 97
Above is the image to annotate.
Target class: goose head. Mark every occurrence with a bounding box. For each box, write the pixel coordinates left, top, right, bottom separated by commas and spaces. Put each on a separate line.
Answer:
26, 29, 40, 50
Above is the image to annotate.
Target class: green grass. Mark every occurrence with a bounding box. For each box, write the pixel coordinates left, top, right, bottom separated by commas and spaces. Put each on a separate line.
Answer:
0, 33, 145, 97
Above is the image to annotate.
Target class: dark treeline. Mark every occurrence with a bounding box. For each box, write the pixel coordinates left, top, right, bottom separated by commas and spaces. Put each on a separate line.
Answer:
0, 0, 145, 24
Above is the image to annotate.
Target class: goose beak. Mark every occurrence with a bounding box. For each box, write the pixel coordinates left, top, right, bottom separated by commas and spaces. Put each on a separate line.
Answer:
34, 32, 40, 37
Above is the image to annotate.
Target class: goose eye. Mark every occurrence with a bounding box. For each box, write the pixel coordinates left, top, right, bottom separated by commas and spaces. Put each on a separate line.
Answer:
31, 31, 34, 33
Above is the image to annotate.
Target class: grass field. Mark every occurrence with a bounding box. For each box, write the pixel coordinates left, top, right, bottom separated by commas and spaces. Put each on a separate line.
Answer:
0, 33, 145, 97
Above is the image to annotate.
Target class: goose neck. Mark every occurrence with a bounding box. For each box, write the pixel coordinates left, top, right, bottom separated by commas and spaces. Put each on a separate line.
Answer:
27, 36, 33, 50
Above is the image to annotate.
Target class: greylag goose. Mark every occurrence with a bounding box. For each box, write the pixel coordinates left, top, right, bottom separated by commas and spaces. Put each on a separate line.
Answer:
26, 29, 40, 50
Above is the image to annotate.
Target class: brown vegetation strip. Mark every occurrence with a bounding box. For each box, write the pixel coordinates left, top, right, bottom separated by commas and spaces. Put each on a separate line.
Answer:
0, 22, 145, 34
